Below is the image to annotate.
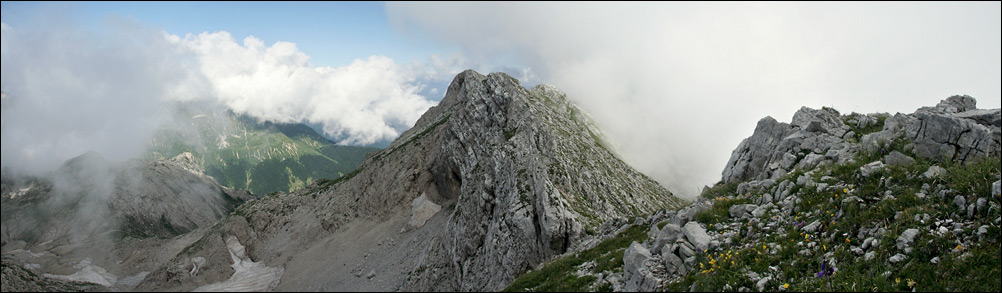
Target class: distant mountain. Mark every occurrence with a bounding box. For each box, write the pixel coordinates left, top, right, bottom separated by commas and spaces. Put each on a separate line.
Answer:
147, 104, 379, 195
507, 95, 1001, 292
127, 70, 685, 292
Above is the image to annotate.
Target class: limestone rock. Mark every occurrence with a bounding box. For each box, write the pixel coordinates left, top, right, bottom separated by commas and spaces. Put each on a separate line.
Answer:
896, 229, 919, 250
922, 166, 947, 179
653, 224, 683, 253
860, 161, 886, 177
683, 222, 711, 252
883, 151, 916, 167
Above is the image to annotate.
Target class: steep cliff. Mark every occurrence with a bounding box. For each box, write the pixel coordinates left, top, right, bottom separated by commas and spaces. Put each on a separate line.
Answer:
134, 70, 685, 292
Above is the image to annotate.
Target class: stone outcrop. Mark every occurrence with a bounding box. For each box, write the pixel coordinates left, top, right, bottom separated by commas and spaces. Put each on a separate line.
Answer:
129, 70, 685, 292
722, 95, 1000, 184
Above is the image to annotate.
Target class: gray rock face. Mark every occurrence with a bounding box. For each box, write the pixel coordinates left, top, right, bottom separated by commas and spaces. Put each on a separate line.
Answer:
682, 222, 710, 252
993, 180, 1001, 198
889, 253, 907, 264
860, 161, 886, 177
923, 166, 947, 179
883, 151, 916, 167
130, 70, 685, 292
1, 152, 252, 245
955, 195, 967, 212
723, 95, 1000, 183
896, 229, 919, 250
623, 242, 654, 292
653, 224, 683, 253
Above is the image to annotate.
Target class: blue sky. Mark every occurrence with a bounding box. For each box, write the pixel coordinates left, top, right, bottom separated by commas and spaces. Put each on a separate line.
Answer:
1, 1, 443, 68
2, 2, 1000, 199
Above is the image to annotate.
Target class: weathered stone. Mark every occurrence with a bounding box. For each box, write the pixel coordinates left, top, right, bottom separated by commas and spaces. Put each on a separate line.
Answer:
623, 242, 655, 292
889, 253, 907, 264
683, 222, 711, 252
993, 180, 1001, 198
756, 276, 772, 292
865, 251, 876, 261
407, 193, 442, 229
729, 204, 757, 219
653, 224, 683, 253
803, 220, 821, 233
955, 195, 967, 211
883, 151, 916, 167
922, 166, 947, 179
860, 161, 886, 177
896, 229, 919, 250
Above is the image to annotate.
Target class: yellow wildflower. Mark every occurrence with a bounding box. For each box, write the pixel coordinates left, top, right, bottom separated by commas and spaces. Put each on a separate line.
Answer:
895, 277, 901, 284
957, 244, 963, 251
907, 279, 916, 287
783, 283, 789, 289
843, 188, 848, 193
846, 238, 851, 243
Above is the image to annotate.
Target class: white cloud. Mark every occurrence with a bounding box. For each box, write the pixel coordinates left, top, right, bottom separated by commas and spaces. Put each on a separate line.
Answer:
2, 9, 463, 174
1, 16, 203, 174
387, 2, 1002, 199
171, 31, 439, 145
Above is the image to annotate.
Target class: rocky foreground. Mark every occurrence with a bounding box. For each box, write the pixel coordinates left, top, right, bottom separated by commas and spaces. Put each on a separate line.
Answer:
507, 96, 1000, 292
2, 70, 685, 292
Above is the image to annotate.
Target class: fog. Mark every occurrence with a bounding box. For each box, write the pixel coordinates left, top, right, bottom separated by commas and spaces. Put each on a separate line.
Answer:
1, 12, 200, 175
1, 8, 462, 175
386, 2, 1002, 199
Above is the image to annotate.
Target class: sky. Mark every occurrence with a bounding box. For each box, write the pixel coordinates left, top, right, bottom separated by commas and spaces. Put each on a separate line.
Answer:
2, 2, 1000, 199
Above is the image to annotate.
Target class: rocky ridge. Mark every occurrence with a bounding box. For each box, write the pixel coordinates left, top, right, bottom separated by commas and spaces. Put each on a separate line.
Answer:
127, 70, 684, 292
613, 96, 1000, 292
1, 152, 254, 291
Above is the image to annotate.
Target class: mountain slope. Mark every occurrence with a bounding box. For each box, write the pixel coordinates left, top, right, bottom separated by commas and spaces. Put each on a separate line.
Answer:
1, 152, 254, 291
133, 70, 685, 292
148, 104, 378, 195
507, 95, 1001, 292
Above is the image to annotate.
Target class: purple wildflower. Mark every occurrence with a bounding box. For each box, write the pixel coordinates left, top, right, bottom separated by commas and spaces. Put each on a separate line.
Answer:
816, 261, 834, 278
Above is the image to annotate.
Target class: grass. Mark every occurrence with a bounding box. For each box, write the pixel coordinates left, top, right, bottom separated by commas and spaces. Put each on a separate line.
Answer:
503, 224, 650, 292
662, 136, 1001, 292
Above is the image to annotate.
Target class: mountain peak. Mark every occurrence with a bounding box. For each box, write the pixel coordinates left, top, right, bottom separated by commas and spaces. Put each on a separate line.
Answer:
133, 70, 684, 292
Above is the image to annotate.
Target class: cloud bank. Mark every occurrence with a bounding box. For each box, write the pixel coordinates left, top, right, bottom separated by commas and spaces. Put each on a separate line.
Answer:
387, 2, 1002, 199
1, 15, 199, 174
2, 10, 459, 174
171, 31, 440, 145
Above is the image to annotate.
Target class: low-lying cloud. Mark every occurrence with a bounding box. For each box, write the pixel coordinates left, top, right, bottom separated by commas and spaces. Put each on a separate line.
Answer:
387, 2, 1002, 199
1, 14, 197, 174
2, 9, 461, 174
171, 31, 440, 145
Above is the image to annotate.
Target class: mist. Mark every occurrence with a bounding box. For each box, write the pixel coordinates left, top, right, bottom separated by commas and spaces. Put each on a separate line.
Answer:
1, 8, 467, 175
386, 2, 1002, 199
0, 12, 202, 175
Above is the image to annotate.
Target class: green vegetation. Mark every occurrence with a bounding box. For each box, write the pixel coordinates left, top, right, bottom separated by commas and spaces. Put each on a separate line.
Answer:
664, 137, 1001, 292
148, 108, 378, 195
842, 113, 888, 142
503, 224, 650, 292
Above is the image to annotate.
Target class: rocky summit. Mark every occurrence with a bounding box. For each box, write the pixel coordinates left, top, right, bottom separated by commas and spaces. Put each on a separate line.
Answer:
2, 70, 685, 292
506, 95, 999, 292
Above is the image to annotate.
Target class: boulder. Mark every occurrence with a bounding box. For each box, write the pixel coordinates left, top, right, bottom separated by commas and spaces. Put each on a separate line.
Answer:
883, 151, 916, 167
896, 229, 919, 250
653, 224, 683, 253
860, 161, 885, 177
922, 166, 947, 179
683, 222, 711, 252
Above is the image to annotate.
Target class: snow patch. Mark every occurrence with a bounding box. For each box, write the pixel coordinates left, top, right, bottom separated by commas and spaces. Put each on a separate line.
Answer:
193, 236, 284, 292
43, 258, 117, 287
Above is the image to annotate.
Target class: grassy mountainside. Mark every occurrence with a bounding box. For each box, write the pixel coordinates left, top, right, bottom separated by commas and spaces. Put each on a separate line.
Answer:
503, 99, 1001, 292
148, 104, 379, 195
